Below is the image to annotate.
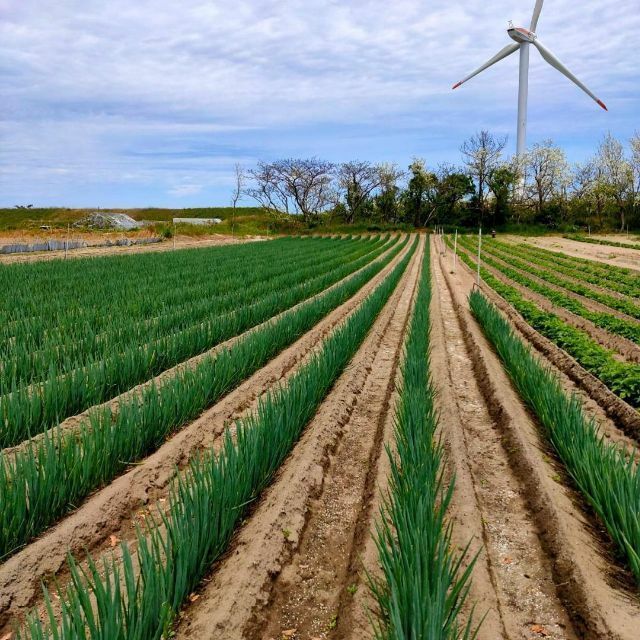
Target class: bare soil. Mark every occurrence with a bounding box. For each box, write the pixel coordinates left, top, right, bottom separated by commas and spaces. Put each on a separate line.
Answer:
595, 234, 640, 248
432, 246, 576, 639
175, 238, 424, 640
504, 235, 640, 272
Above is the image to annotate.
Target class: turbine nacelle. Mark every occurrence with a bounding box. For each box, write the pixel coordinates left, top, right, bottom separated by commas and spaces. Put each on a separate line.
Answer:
507, 26, 536, 44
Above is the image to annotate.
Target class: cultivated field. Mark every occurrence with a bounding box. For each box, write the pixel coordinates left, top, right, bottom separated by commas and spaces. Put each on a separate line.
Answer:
1, 233, 639, 639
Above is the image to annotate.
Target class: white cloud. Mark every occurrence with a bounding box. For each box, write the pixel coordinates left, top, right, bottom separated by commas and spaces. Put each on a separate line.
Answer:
0, 0, 638, 205
168, 183, 204, 197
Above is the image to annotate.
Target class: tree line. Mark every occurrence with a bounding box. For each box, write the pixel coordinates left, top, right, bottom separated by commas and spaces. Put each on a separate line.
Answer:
234, 131, 640, 231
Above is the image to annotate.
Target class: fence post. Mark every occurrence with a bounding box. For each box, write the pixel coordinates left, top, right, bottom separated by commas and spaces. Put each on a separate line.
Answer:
65, 224, 70, 260
477, 227, 482, 286
452, 229, 458, 273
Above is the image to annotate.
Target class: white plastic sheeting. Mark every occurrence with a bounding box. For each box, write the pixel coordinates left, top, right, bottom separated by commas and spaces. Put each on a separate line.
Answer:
0, 237, 161, 255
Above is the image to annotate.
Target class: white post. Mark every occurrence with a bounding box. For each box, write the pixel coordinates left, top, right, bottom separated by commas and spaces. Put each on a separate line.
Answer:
588, 225, 591, 236
516, 43, 530, 158
477, 227, 482, 286
65, 223, 69, 260
452, 229, 458, 273
173, 219, 176, 250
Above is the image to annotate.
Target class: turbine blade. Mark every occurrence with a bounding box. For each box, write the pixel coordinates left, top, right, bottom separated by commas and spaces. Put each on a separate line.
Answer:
533, 39, 608, 110
452, 43, 520, 89
530, 0, 544, 31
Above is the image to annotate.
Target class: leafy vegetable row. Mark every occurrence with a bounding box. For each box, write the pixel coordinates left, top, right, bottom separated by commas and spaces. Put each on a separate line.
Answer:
448, 239, 640, 407
495, 239, 639, 299
457, 237, 640, 345
463, 237, 640, 318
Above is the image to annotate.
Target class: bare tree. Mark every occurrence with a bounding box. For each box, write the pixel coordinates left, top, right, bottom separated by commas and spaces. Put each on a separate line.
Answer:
230, 163, 245, 236
247, 158, 336, 224
337, 161, 383, 223
460, 130, 507, 219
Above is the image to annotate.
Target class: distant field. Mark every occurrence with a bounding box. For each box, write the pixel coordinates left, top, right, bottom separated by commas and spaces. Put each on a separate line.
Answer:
0, 206, 274, 235
0, 206, 415, 238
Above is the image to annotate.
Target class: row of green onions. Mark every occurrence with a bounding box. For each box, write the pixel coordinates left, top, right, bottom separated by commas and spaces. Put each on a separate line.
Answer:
17, 238, 418, 639
369, 239, 479, 639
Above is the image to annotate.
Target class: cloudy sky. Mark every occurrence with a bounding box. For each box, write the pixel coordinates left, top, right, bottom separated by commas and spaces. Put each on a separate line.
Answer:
1, 0, 638, 207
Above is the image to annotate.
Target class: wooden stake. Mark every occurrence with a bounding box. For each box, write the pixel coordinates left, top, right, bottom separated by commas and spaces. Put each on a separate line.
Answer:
452, 229, 458, 273
477, 227, 482, 286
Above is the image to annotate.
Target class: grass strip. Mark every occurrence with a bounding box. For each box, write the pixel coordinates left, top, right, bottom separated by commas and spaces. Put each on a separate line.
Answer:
448, 238, 640, 407
0, 237, 408, 560
369, 240, 479, 639
18, 237, 419, 640
564, 234, 640, 252
469, 290, 640, 585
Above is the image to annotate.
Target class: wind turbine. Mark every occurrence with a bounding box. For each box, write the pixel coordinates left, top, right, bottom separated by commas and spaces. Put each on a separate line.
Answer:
452, 0, 607, 157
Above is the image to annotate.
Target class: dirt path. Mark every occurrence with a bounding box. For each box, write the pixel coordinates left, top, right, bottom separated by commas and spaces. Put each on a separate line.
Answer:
595, 234, 640, 248
174, 238, 424, 640
0, 238, 413, 633
503, 236, 640, 272
0, 234, 263, 264
436, 239, 640, 639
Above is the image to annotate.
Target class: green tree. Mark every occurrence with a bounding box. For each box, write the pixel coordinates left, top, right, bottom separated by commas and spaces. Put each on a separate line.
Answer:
487, 165, 517, 226
374, 164, 405, 223
434, 167, 474, 225
403, 159, 438, 227
337, 161, 382, 223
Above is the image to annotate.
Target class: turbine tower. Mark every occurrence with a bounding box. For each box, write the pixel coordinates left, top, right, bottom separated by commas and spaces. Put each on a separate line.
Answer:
452, 0, 607, 157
